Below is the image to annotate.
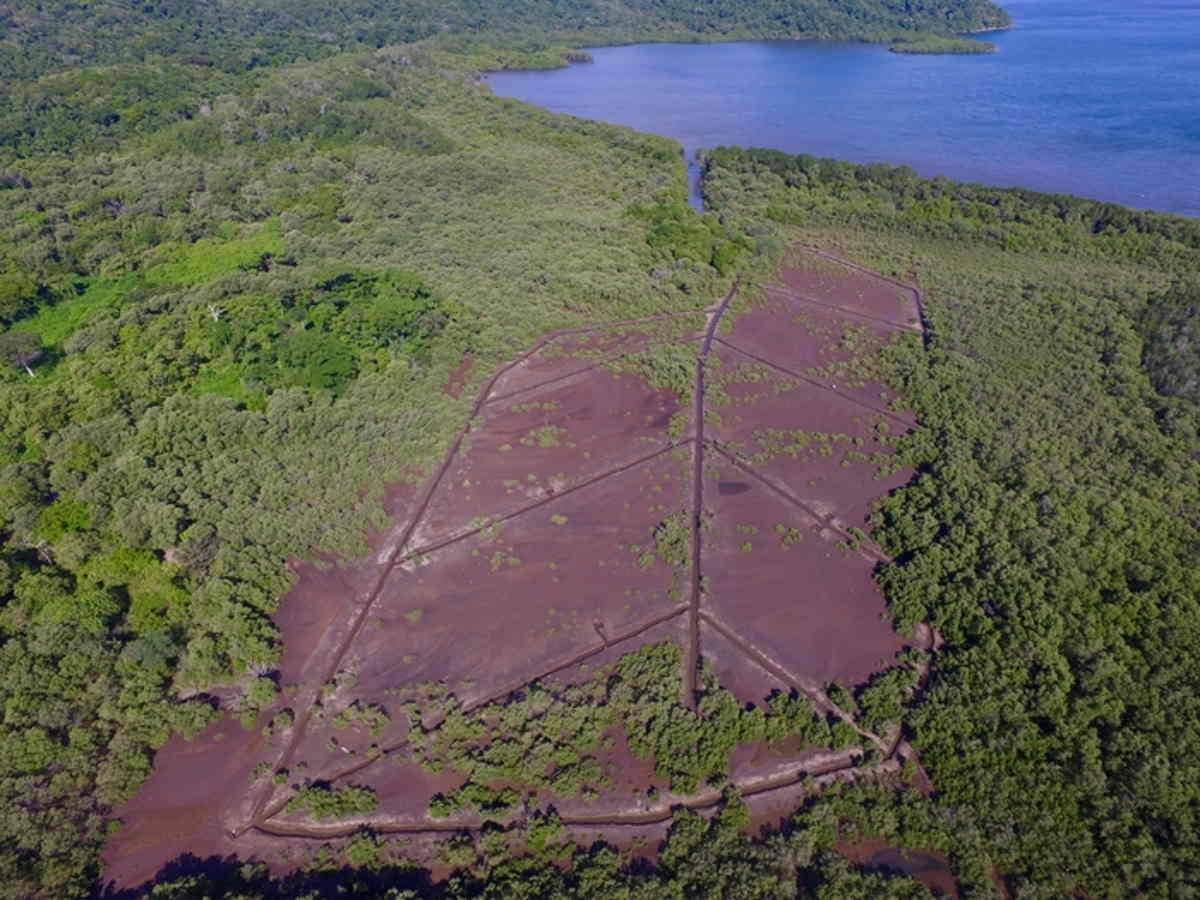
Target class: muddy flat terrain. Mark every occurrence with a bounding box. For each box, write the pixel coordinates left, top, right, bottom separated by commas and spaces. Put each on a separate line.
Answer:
103, 248, 935, 889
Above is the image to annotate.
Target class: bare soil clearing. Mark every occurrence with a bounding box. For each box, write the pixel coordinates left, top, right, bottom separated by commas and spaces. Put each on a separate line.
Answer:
697, 616, 790, 705
708, 345, 913, 535
837, 837, 960, 897
699, 474, 905, 686
103, 250, 935, 889
342, 453, 690, 706
775, 252, 922, 332
415, 364, 687, 550
101, 713, 265, 889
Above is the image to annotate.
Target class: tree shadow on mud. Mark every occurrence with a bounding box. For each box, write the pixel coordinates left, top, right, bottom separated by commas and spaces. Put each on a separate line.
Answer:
94, 852, 437, 899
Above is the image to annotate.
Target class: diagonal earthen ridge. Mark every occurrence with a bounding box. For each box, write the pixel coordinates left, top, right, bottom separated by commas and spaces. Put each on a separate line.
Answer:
795, 245, 928, 338
713, 336, 914, 428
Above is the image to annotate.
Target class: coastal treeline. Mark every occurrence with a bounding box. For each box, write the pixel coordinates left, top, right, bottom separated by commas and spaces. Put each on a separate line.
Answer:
10, 0, 1200, 895
703, 146, 1200, 894
0, 0, 1010, 82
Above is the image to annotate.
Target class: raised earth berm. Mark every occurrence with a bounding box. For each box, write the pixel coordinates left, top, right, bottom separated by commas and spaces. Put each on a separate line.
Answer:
102, 248, 933, 890
482, 312, 705, 405
413, 355, 690, 550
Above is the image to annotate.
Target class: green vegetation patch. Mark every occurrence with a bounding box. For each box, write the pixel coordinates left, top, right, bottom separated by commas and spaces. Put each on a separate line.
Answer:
705, 146, 1200, 895
286, 784, 379, 821
632, 510, 692, 569
889, 35, 996, 54
143, 220, 284, 287
632, 200, 751, 276
395, 642, 851, 814
8, 274, 136, 347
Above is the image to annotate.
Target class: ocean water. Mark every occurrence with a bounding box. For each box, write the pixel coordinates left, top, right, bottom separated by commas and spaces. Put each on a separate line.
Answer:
489, 0, 1200, 217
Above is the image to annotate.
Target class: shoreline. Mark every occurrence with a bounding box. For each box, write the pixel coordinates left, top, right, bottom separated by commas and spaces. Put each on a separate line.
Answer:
475, 23, 1017, 76
485, 38, 1199, 221
965, 22, 1015, 34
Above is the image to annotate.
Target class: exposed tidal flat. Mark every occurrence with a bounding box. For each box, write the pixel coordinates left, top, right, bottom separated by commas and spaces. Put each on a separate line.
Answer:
489, 0, 1200, 218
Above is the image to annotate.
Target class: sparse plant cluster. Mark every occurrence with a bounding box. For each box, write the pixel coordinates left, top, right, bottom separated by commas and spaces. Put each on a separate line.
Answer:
393, 642, 858, 817
331, 701, 392, 736
519, 425, 567, 448
429, 783, 523, 820
746, 425, 900, 481
235, 675, 280, 728
632, 510, 692, 569
774, 523, 805, 549
707, 359, 795, 410
264, 707, 295, 737
286, 784, 379, 821
806, 324, 893, 389
843, 526, 868, 552
321, 670, 358, 701
607, 342, 697, 403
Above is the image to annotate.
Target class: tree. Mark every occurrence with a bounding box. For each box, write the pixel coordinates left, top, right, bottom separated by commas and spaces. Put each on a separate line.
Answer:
0, 272, 39, 325
0, 331, 44, 376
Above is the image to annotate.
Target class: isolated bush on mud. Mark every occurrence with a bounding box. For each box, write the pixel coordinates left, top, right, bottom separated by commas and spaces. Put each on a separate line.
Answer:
235, 675, 279, 728
610, 343, 696, 402
632, 510, 691, 570
429, 783, 522, 820
286, 783, 378, 821
332, 700, 391, 736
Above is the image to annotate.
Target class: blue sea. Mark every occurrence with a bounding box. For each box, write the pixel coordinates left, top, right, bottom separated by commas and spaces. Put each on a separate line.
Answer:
489, 0, 1200, 217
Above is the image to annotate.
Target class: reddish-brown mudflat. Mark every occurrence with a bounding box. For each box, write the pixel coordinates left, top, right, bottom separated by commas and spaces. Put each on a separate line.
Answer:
485, 316, 701, 404
715, 302, 915, 426
699, 474, 905, 687
276, 481, 420, 685
774, 253, 921, 331
837, 837, 959, 897
362, 452, 688, 697
101, 713, 264, 890
414, 364, 685, 549
698, 617, 790, 706
103, 250, 928, 887
708, 343, 912, 532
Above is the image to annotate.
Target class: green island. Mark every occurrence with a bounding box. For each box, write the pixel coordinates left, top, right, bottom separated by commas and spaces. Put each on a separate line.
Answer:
3, 0, 1200, 897
888, 35, 996, 54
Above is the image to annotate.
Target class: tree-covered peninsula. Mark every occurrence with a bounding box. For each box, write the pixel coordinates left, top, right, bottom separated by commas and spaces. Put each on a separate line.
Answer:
0, 0, 1011, 80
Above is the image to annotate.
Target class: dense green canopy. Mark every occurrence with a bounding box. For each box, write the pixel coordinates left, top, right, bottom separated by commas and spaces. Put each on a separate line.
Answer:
703, 146, 1200, 893
0, 0, 1009, 80
7, 0, 1200, 897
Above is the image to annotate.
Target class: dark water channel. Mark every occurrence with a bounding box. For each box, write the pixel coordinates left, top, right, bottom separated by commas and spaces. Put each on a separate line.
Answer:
489, 0, 1200, 217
